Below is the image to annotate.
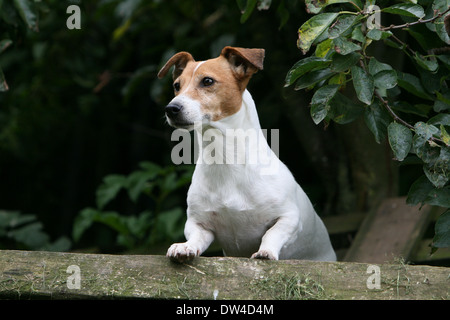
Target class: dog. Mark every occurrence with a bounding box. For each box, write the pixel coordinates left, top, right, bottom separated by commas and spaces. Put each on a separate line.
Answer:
158, 46, 336, 262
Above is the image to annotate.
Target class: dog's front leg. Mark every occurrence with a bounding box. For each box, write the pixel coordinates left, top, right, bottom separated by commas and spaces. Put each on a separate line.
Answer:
167, 218, 214, 263
251, 215, 299, 260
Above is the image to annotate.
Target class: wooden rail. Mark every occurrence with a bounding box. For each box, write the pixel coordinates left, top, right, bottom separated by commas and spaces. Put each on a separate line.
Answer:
0, 250, 448, 299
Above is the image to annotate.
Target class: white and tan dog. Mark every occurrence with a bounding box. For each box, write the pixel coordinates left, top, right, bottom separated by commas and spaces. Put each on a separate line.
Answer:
158, 46, 336, 262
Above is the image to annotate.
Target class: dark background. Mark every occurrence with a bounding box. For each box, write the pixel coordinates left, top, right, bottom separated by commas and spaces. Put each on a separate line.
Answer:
0, 0, 423, 254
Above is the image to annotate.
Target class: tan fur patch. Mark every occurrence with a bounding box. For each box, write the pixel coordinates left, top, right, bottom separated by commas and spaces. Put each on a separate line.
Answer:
174, 57, 244, 121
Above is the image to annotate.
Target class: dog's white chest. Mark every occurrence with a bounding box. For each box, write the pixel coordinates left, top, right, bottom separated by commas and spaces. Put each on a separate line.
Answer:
186, 165, 283, 256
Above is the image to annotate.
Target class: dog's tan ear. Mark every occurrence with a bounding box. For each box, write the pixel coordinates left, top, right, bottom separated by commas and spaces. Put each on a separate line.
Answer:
220, 46, 265, 78
157, 51, 195, 79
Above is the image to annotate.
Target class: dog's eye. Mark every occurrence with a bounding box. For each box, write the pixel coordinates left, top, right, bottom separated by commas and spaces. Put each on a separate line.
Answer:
201, 77, 215, 87
173, 82, 181, 91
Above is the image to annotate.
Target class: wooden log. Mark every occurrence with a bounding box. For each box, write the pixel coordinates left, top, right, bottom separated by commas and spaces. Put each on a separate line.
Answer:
0, 250, 448, 299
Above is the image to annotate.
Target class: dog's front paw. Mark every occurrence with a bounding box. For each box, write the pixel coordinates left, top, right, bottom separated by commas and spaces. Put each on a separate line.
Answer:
251, 250, 277, 260
167, 243, 199, 263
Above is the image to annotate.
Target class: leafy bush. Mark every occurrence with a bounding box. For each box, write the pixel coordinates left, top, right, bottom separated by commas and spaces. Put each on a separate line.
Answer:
0, 210, 71, 251
73, 162, 194, 250
241, 0, 450, 251
0, 0, 41, 91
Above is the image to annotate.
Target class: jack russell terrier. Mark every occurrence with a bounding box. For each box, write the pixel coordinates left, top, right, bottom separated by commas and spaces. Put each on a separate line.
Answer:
158, 46, 336, 262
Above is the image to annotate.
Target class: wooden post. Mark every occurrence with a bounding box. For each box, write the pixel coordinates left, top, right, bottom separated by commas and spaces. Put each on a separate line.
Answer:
344, 197, 433, 263
0, 250, 448, 299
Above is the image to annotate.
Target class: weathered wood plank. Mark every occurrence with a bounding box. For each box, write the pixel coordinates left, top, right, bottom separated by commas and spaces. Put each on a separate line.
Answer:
344, 197, 433, 264
0, 250, 448, 299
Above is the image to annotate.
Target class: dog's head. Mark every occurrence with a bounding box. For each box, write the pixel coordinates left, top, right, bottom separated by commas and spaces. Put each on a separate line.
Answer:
158, 46, 264, 130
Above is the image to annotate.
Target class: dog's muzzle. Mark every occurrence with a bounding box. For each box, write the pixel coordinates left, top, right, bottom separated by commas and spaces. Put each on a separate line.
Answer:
165, 103, 183, 120
165, 102, 194, 129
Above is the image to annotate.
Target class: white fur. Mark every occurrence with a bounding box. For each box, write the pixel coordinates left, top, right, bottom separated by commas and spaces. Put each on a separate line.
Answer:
167, 90, 336, 261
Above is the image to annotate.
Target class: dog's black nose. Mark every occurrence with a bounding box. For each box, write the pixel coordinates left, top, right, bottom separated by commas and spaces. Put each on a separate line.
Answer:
165, 103, 183, 118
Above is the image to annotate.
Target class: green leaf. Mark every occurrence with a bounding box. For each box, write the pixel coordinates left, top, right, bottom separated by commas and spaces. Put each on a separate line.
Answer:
0, 39, 12, 54
435, 15, 450, 45
240, 0, 258, 23
412, 122, 441, 165
331, 52, 361, 72
412, 134, 440, 163
160, 171, 178, 194
364, 101, 391, 144
407, 27, 445, 51
73, 208, 130, 242
437, 55, 450, 69
0, 210, 36, 229
351, 24, 365, 43
351, 66, 374, 105
297, 13, 340, 54
113, 19, 132, 42
388, 122, 413, 161
175, 165, 195, 188
294, 68, 335, 90
328, 72, 346, 86
423, 146, 450, 188
41, 236, 71, 252
0, 68, 9, 92
368, 58, 393, 75
139, 161, 162, 173
383, 3, 425, 18
425, 186, 450, 207
72, 208, 96, 242
95, 211, 130, 236
396, 71, 434, 100
126, 170, 156, 203
406, 175, 434, 205
8, 222, 49, 250
285, 57, 331, 87
333, 37, 361, 55
435, 91, 450, 106
373, 70, 397, 90
367, 28, 382, 40
315, 39, 334, 58
391, 101, 431, 118
434, 101, 450, 112
328, 92, 364, 124
0, 211, 54, 250
154, 208, 185, 240
414, 53, 439, 72
310, 85, 340, 124
428, 113, 450, 127
13, 0, 38, 31
328, 15, 358, 39
96, 174, 127, 209
432, 0, 450, 13
125, 211, 152, 239
440, 125, 450, 146
434, 94, 450, 112
305, 0, 353, 14
414, 121, 439, 140
432, 210, 450, 248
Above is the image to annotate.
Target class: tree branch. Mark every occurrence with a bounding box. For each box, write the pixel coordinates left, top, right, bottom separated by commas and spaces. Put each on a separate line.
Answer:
380, 7, 450, 31
374, 91, 414, 130
374, 91, 445, 145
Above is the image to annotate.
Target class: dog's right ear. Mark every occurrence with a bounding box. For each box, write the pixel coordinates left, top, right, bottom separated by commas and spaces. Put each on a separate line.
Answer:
157, 52, 195, 79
